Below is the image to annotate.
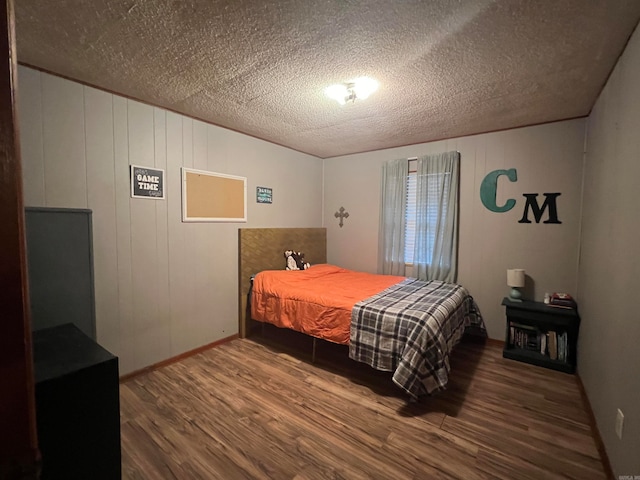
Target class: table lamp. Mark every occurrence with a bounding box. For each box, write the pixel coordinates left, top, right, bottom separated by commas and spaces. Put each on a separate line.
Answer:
507, 269, 525, 302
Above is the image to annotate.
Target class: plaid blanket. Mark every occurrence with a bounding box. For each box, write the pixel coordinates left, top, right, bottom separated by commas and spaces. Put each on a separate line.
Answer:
349, 278, 484, 398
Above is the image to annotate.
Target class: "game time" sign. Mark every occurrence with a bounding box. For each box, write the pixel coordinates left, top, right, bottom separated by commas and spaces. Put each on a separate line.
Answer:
130, 165, 165, 199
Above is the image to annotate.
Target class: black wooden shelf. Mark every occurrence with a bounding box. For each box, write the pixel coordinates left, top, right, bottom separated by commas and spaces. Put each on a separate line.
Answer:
501, 297, 580, 374
503, 346, 575, 373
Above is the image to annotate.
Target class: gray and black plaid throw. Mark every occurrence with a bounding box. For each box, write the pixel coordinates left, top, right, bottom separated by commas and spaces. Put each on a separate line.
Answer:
349, 278, 484, 398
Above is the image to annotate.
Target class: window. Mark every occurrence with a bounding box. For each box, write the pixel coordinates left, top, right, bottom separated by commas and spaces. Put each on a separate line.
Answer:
404, 166, 450, 265
379, 151, 458, 282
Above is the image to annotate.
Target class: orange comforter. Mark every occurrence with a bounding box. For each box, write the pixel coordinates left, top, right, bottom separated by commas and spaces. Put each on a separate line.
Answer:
250, 264, 405, 344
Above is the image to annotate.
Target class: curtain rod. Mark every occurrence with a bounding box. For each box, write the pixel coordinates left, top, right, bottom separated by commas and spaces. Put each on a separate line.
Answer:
408, 150, 460, 161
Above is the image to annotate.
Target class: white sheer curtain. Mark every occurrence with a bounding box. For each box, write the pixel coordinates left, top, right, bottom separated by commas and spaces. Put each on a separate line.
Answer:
413, 151, 460, 282
378, 158, 408, 275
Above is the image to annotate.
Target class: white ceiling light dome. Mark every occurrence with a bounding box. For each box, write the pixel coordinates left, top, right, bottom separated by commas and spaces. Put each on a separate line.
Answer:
325, 77, 379, 105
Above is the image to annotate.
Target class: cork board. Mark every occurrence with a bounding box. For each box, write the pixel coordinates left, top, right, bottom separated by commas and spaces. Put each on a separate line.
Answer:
182, 168, 247, 222
238, 228, 327, 338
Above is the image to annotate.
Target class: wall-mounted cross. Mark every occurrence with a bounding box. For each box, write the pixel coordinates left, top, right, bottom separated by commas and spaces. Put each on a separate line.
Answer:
334, 206, 349, 228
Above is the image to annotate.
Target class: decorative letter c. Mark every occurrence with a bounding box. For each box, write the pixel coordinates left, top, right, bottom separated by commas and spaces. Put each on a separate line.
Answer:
480, 169, 518, 212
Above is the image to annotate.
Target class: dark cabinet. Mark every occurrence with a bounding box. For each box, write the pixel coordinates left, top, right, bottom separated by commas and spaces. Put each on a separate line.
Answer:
502, 298, 580, 373
25, 207, 96, 340
33, 324, 121, 479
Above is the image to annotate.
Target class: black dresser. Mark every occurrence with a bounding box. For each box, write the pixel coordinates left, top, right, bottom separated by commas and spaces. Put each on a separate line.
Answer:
33, 323, 121, 479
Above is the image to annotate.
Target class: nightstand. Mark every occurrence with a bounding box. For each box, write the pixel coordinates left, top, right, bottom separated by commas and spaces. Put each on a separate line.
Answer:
502, 298, 580, 373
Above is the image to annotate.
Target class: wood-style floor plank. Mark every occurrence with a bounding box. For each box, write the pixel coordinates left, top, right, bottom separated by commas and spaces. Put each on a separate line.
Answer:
120, 333, 607, 479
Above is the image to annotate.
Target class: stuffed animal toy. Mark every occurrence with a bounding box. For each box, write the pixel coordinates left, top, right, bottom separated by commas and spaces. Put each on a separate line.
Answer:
294, 252, 311, 270
284, 250, 311, 270
284, 250, 299, 270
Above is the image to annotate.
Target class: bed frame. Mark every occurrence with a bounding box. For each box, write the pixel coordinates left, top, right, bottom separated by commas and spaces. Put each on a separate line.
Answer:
237, 227, 327, 338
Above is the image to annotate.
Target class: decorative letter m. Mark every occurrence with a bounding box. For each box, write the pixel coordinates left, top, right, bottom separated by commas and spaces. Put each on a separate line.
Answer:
518, 193, 562, 224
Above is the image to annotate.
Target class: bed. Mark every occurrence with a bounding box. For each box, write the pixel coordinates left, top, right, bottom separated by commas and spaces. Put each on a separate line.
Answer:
238, 228, 485, 398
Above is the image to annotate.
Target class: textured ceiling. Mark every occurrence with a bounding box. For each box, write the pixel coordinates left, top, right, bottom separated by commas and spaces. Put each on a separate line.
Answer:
14, 1, 640, 158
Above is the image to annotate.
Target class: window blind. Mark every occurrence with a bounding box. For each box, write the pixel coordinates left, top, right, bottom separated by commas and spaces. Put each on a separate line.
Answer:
405, 171, 450, 264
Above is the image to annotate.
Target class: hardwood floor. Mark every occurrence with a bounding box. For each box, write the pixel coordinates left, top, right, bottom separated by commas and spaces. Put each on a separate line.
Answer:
120, 332, 607, 479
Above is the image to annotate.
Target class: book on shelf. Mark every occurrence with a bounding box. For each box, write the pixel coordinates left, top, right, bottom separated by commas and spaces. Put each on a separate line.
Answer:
509, 322, 544, 352
548, 331, 558, 360
558, 331, 568, 362
558, 333, 565, 361
546, 331, 569, 362
509, 323, 571, 363
549, 293, 577, 310
548, 303, 575, 310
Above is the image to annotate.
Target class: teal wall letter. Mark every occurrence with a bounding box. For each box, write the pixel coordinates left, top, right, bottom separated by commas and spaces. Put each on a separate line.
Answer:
480, 168, 518, 212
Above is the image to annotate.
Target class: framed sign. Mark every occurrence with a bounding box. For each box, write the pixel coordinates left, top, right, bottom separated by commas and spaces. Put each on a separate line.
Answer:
181, 168, 247, 222
256, 186, 272, 204
130, 165, 165, 199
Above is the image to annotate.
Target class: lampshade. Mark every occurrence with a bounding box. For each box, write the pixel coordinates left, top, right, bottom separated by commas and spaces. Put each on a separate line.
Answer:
507, 269, 525, 288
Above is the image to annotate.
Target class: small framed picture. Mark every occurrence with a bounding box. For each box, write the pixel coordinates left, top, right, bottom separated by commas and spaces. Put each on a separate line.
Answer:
130, 165, 165, 199
256, 186, 272, 204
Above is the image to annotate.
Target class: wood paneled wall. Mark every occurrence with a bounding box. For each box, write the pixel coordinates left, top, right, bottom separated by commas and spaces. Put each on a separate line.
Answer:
579, 24, 640, 477
323, 119, 586, 340
17, 66, 323, 375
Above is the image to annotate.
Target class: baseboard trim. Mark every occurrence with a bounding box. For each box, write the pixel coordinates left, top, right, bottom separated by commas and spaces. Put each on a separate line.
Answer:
119, 334, 239, 382
485, 337, 505, 348
118, 333, 503, 381
576, 373, 614, 480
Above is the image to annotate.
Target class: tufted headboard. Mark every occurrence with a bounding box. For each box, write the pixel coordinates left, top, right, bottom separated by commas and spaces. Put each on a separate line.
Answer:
238, 228, 327, 338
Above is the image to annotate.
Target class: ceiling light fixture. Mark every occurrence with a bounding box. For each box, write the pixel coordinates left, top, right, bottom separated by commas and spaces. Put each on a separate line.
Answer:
325, 77, 379, 105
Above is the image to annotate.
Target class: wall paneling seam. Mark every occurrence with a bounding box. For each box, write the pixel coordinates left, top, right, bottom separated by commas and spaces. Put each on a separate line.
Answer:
82, 86, 89, 209
111, 95, 122, 352
37, 70, 46, 204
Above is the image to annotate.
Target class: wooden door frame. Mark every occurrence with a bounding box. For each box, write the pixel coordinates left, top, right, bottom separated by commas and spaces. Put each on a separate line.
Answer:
0, 0, 39, 476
